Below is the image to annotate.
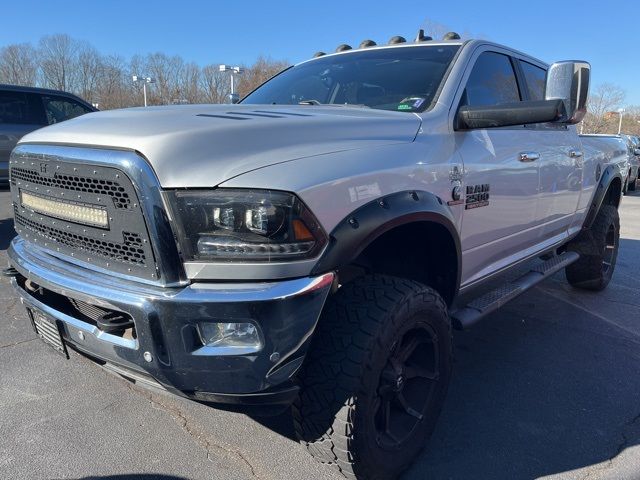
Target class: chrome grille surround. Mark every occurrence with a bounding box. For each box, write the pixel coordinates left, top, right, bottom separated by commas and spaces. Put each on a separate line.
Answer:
10, 144, 186, 286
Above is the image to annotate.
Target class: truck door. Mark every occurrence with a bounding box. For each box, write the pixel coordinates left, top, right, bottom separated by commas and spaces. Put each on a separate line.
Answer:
453, 50, 541, 287
517, 60, 583, 241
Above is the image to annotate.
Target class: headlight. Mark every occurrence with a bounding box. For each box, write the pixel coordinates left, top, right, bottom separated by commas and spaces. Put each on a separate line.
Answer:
166, 189, 328, 262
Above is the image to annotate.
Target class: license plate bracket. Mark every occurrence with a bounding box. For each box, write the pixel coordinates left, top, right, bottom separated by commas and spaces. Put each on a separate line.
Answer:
28, 307, 69, 359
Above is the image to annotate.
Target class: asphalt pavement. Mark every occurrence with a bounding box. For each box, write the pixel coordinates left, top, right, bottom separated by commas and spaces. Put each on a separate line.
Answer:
1, 187, 639, 480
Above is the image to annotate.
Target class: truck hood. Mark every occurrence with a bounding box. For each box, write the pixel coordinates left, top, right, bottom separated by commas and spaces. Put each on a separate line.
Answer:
19, 104, 422, 188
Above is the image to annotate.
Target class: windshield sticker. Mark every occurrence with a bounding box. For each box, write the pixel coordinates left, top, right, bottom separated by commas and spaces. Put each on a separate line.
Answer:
397, 97, 426, 111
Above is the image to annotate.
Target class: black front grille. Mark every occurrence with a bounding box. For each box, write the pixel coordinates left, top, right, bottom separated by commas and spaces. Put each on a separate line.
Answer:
11, 167, 131, 209
15, 208, 146, 266
11, 154, 158, 281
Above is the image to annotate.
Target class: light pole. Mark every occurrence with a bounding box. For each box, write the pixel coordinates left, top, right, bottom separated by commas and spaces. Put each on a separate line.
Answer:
132, 75, 156, 107
617, 108, 625, 135
219, 65, 244, 103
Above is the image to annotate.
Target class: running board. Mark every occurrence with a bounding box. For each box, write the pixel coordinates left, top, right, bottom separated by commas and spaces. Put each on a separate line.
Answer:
451, 251, 579, 330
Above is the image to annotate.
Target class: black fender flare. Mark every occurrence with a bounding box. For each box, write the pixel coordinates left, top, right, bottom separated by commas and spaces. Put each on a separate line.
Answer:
311, 190, 462, 298
582, 164, 623, 231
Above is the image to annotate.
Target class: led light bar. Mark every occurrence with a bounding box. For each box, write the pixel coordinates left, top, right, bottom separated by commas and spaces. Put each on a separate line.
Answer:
21, 191, 109, 228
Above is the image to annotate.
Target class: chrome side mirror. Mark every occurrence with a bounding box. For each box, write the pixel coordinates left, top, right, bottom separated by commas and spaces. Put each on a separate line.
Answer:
634, 148, 640, 156
545, 61, 590, 124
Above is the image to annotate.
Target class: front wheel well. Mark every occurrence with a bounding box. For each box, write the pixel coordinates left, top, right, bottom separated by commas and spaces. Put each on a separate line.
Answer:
340, 222, 459, 305
604, 177, 622, 208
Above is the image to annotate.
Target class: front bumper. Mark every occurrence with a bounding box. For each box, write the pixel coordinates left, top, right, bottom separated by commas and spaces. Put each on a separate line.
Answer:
9, 237, 334, 407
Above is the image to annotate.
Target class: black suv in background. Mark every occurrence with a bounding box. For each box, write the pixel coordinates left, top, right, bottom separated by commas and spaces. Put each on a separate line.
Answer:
0, 85, 96, 184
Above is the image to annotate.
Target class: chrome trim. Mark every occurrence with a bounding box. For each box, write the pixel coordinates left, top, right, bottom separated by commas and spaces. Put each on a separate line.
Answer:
12, 144, 187, 287
193, 344, 261, 356
10, 236, 334, 308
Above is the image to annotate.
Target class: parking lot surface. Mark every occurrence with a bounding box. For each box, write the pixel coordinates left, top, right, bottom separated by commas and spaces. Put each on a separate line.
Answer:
1, 188, 639, 480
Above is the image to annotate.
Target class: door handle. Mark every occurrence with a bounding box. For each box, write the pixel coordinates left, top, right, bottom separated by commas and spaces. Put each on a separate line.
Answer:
569, 150, 583, 158
519, 152, 540, 162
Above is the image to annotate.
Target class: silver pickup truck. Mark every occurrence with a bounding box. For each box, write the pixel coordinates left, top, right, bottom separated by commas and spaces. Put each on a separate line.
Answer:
6, 33, 627, 480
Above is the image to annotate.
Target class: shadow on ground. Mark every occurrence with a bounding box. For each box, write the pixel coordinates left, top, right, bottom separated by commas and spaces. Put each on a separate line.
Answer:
74, 476, 190, 480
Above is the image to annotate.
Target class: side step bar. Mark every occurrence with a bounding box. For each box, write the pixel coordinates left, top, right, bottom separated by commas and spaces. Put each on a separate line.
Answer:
450, 251, 579, 330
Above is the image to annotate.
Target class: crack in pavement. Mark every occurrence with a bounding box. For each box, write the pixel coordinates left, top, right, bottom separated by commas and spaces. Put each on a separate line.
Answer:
123, 382, 266, 480
0, 338, 37, 349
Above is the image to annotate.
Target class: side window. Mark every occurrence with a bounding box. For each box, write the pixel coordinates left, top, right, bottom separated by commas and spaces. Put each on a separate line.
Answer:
462, 52, 521, 107
0, 91, 46, 125
521, 61, 546, 101
42, 95, 92, 125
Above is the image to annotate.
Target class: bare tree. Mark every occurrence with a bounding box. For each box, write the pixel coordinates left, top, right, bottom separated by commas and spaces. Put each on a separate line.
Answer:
619, 105, 640, 136
0, 43, 38, 86
144, 52, 185, 105
76, 44, 102, 103
178, 62, 201, 104
95, 55, 133, 110
581, 83, 626, 134
38, 34, 80, 91
200, 64, 229, 103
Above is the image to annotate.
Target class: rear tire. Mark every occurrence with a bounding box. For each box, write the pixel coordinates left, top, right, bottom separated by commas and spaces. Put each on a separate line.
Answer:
566, 205, 620, 291
293, 275, 452, 480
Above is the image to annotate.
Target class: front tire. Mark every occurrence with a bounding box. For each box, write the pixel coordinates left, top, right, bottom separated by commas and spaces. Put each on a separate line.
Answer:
293, 275, 452, 480
566, 205, 620, 291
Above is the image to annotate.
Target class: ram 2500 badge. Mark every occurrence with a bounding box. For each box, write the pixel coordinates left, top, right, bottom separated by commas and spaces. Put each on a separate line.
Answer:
6, 31, 625, 480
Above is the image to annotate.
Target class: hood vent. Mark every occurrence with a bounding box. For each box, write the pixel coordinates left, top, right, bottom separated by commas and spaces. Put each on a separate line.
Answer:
197, 113, 249, 120
197, 110, 315, 121
227, 111, 285, 118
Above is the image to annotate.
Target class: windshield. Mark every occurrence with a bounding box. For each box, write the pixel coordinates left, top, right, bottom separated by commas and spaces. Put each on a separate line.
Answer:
242, 45, 460, 113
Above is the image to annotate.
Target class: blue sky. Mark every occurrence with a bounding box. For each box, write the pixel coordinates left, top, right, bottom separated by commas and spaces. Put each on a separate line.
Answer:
1, 0, 639, 104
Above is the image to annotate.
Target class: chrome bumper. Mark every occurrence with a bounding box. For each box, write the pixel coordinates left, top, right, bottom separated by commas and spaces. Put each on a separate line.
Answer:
9, 236, 334, 402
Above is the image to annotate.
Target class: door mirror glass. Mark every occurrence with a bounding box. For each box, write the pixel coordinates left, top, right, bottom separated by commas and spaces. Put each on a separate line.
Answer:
545, 61, 590, 124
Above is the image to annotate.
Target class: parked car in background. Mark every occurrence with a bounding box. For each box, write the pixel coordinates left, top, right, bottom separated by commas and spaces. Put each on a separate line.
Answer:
0, 85, 96, 185
622, 134, 640, 191
581, 134, 631, 192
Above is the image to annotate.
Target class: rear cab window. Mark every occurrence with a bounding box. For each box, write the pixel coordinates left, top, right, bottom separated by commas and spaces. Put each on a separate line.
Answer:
520, 61, 547, 101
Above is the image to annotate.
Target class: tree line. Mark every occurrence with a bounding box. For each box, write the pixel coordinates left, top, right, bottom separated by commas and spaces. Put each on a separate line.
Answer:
1, 33, 638, 136
0, 34, 288, 110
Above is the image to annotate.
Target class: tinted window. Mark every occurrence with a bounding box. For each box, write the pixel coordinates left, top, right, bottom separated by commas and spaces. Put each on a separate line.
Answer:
42, 95, 92, 125
0, 91, 45, 125
462, 52, 521, 107
243, 46, 460, 112
521, 61, 546, 101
